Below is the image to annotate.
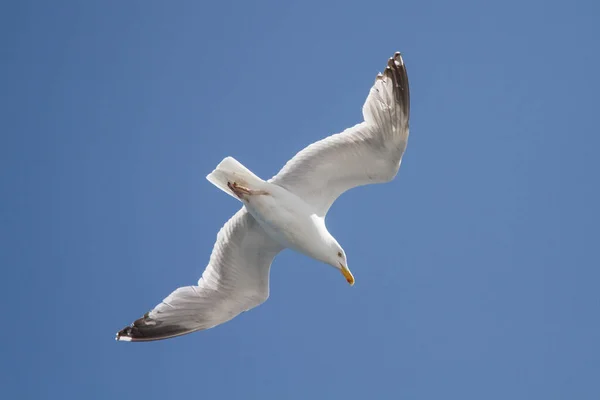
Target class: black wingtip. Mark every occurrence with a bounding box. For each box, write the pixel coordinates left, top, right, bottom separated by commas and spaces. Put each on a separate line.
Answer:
115, 313, 192, 343
115, 326, 135, 342
383, 51, 410, 117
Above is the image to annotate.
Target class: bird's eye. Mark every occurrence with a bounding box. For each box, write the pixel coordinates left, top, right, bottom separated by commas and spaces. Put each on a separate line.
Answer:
337, 251, 343, 258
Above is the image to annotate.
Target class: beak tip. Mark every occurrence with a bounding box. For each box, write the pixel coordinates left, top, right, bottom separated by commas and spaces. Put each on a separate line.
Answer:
340, 264, 355, 286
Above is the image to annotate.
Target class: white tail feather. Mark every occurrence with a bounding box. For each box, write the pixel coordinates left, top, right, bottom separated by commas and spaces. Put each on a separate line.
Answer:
206, 157, 265, 200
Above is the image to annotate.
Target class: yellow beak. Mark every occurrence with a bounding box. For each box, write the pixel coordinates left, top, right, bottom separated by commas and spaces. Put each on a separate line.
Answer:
340, 263, 355, 286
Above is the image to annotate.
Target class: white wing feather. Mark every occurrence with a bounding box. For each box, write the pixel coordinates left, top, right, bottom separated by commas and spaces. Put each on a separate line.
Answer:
116, 208, 283, 341
270, 52, 410, 216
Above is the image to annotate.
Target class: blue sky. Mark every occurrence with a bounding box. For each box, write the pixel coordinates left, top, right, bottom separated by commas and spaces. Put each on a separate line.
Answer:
1, 0, 599, 398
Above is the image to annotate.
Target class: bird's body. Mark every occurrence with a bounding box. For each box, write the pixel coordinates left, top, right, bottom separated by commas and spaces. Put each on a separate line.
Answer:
208, 156, 338, 265
116, 52, 410, 342
238, 180, 333, 263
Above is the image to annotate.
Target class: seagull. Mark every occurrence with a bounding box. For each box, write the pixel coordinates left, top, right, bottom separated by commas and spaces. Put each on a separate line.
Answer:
116, 52, 410, 342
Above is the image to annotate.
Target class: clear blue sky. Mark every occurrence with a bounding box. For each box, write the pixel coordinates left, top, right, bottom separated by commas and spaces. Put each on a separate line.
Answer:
1, 0, 599, 398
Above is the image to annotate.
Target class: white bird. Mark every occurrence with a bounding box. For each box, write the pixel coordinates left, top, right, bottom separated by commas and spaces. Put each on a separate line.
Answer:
116, 52, 410, 342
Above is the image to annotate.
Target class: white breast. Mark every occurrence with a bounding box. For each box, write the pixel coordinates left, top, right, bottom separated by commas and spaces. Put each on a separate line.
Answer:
242, 182, 330, 261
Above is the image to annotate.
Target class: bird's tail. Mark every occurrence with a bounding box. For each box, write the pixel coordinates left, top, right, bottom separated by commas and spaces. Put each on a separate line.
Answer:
206, 156, 265, 200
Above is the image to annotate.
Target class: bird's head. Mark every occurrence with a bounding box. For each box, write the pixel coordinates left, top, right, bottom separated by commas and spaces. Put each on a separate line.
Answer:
327, 241, 354, 286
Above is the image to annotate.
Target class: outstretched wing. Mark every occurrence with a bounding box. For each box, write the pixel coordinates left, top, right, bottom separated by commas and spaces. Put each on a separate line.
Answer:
116, 208, 283, 342
270, 52, 410, 217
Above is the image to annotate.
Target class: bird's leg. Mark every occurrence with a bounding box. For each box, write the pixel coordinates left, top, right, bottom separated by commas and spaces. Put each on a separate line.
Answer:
227, 181, 269, 199
227, 181, 249, 198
